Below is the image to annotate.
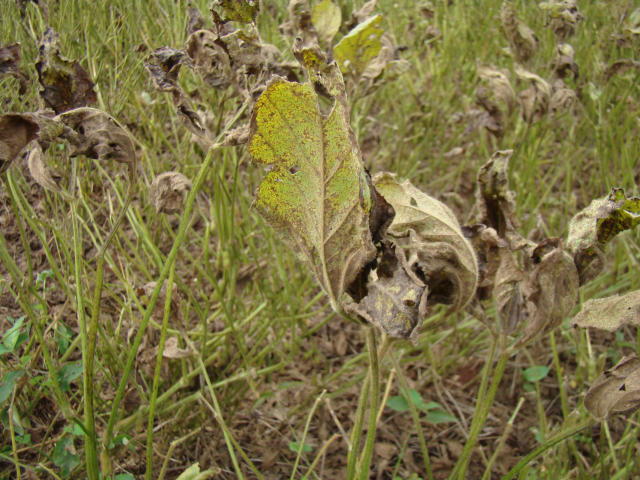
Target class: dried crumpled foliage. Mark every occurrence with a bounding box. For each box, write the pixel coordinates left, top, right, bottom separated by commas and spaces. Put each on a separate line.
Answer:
539, 0, 582, 39
36, 28, 97, 113
567, 188, 640, 284
210, 0, 259, 24
550, 79, 577, 114
551, 43, 578, 79
476, 66, 516, 137
572, 290, 640, 332
585, 356, 640, 419
0, 43, 28, 94
500, 1, 537, 63
0, 113, 39, 174
604, 59, 640, 81
27, 143, 64, 196
515, 66, 551, 123
150, 172, 192, 214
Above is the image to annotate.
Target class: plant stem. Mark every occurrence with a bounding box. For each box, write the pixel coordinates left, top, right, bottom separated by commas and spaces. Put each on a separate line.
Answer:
346, 368, 370, 479
501, 418, 592, 480
451, 335, 509, 480
291, 390, 326, 480
357, 326, 379, 479
145, 260, 175, 480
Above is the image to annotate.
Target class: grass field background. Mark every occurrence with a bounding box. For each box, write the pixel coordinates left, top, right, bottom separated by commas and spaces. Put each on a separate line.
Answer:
1, 0, 639, 478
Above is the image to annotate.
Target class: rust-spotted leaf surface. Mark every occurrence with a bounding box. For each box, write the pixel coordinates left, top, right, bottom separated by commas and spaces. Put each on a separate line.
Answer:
567, 188, 640, 283
36, 28, 97, 114
572, 290, 640, 332
333, 14, 384, 77
0, 113, 39, 174
211, 0, 259, 24
374, 172, 478, 312
585, 356, 640, 419
248, 75, 376, 308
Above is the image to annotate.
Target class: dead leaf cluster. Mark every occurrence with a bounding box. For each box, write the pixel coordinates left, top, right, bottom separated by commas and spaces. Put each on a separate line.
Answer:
539, 0, 582, 39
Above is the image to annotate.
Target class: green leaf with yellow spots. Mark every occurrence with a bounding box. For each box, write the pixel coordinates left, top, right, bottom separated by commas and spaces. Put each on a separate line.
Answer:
248, 69, 376, 311
333, 14, 384, 76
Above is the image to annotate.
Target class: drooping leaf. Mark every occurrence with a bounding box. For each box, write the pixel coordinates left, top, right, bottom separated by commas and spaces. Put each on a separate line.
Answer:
311, 0, 342, 45
567, 188, 640, 283
585, 356, 640, 419
550, 79, 577, 114
0, 370, 25, 405
36, 28, 97, 113
476, 66, 516, 137
0, 43, 28, 93
27, 143, 64, 196
333, 14, 384, 77
211, 0, 259, 24
248, 72, 376, 309
361, 33, 409, 84
551, 43, 578, 79
572, 290, 640, 332
150, 172, 192, 214
515, 66, 551, 123
500, 1, 537, 63
493, 248, 525, 335
539, 0, 581, 38
374, 173, 478, 312
0, 113, 39, 174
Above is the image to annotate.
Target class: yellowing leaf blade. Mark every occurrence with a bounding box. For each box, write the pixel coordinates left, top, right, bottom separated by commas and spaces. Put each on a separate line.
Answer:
333, 14, 384, 76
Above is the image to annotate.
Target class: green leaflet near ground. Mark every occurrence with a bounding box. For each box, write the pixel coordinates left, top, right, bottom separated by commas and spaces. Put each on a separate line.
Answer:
333, 14, 384, 76
248, 76, 376, 309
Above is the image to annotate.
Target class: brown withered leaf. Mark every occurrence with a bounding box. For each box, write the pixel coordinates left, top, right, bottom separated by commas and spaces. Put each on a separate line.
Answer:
347, 0, 377, 30
0, 43, 28, 94
186, 29, 232, 89
500, 1, 537, 63
516, 66, 551, 123
567, 188, 640, 284
550, 79, 577, 114
162, 337, 192, 359
476, 66, 516, 137
279, 0, 312, 38
36, 28, 97, 113
361, 33, 410, 85
0, 113, 39, 174
150, 172, 192, 214
374, 172, 478, 312
58, 108, 135, 164
539, 0, 582, 39
211, 0, 259, 24
585, 356, 640, 419
186, 4, 206, 35
551, 43, 578, 79
494, 248, 525, 335
27, 143, 64, 196
221, 125, 249, 146
519, 242, 578, 344
604, 59, 640, 81
572, 290, 640, 332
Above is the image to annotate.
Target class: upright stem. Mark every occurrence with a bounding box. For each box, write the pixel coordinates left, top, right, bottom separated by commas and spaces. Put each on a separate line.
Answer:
357, 326, 379, 479
451, 335, 509, 480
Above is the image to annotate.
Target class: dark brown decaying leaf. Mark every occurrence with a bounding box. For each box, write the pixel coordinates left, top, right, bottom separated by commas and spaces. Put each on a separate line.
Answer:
0, 43, 28, 94
186, 5, 206, 35
516, 66, 551, 123
476, 66, 516, 137
58, 108, 135, 164
36, 27, 97, 113
572, 290, 640, 332
567, 188, 640, 284
585, 356, 640, 419
27, 143, 64, 195
0, 113, 39, 174
500, 1, 537, 63
150, 172, 192, 214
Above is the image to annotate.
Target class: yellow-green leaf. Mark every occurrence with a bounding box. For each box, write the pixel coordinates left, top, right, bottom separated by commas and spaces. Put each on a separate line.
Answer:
333, 14, 384, 76
312, 0, 342, 45
248, 74, 376, 309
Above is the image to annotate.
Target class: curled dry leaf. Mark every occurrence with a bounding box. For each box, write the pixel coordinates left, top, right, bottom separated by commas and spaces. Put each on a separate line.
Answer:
27, 143, 64, 195
0, 43, 28, 94
248, 71, 376, 310
374, 172, 478, 313
539, 0, 582, 38
150, 172, 192, 214
567, 188, 640, 284
500, 1, 537, 63
515, 66, 551, 123
57, 108, 135, 164
333, 14, 384, 77
0, 113, 39, 174
186, 29, 233, 89
361, 33, 409, 84
162, 337, 192, 359
550, 79, 577, 114
604, 59, 640, 81
36, 28, 97, 113
493, 248, 525, 335
572, 290, 640, 332
311, 0, 342, 45
476, 66, 516, 137
585, 356, 640, 419
551, 43, 578, 79
186, 5, 206, 35
210, 0, 259, 24
348, 0, 377, 29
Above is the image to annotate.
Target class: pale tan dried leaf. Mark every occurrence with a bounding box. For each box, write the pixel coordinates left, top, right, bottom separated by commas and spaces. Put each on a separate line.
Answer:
186, 29, 232, 89
0, 113, 39, 174
163, 337, 192, 359
150, 172, 192, 214
585, 356, 640, 419
550, 79, 577, 113
351, 0, 377, 26
500, 1, 537, 63
551, 43, 578, 78
27, 143, 63, 195
374, 172, 478, 312
572, 290, 640, 332
515, 66, 551, 122
221, 125, 250, 146
539, 0, 581, 39
494, 248, 525, 335
476, 66, 516, 137
361, 33, 396, 81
